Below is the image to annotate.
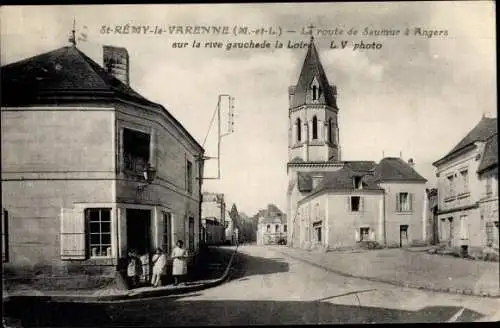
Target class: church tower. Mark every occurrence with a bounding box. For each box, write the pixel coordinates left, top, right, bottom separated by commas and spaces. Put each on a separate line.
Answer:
286, 37, 343, 248
288, 36, 341, 163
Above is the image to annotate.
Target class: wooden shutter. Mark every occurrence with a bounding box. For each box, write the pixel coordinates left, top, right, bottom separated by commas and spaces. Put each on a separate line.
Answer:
60, 208, 86, 260
355, 229, 360, 242
396, 193, 400, 212
346, 196, 351, 212
359, 197, 364, 212
409, 193, 413, 211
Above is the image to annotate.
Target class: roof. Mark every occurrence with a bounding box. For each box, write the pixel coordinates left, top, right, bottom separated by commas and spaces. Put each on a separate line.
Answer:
477, 134, 498, 173
1, 45, 204, 152
374, 157, 427, 183
290, 37, 337, 109
344, 161, 377, 172
434, 117, 497, 166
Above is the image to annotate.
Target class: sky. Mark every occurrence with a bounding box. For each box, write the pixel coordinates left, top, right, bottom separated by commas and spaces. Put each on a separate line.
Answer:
1, 2, 496, 216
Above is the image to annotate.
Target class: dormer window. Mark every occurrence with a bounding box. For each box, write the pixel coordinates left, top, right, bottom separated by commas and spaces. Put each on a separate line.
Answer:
311, 77, 320, 101
354, 176, 363, 189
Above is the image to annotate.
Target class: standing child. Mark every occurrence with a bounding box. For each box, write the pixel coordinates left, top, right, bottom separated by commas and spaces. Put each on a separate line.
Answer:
127, 249, 142, 288
151, 248, 167, 287
171, 240, 188, 286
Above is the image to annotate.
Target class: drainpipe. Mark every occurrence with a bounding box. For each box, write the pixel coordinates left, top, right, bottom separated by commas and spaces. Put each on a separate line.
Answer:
383, 190, 387, 247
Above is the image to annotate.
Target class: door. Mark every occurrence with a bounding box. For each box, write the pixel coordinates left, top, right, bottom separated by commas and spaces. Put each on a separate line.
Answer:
126, 209, 152, 255
400, 225, 409, 248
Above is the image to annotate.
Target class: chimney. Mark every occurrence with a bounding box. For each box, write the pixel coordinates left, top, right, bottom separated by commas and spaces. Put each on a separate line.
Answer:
408, 158, 415, 167
103, 45, 130, 86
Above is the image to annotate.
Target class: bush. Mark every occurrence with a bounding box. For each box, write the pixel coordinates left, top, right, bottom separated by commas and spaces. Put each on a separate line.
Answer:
359, 241, 384, 250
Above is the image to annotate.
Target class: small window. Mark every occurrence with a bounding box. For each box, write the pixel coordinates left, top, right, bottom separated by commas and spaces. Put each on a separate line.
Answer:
186, 160, 193, 194
360, 227, 370, 241
123, 128, 150, 174
328, 118, 333, 144
296, 118, 302, 142
87, 208, 112, 258
284, 224, 287, 233
353, 176, 362, 189
312, 116, 318, 140
266, 225, 271, 233
460, 170, 469, 192
397, 192, 412, 212
447, 175, 455, 195
350, 196, 361, 212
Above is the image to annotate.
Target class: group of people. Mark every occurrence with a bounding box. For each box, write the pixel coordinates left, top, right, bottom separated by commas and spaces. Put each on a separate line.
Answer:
127, 240, 189, 288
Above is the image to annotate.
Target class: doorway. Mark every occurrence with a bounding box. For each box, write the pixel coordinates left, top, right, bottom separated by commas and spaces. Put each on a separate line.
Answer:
126, 209, 152, 255
400, 225, 409, 248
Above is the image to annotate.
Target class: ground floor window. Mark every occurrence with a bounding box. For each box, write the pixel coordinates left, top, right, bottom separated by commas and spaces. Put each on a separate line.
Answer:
459, 215, 468, 240
284, 224, 287, 233
360, 227, 369, 241
313, 222, 323, 243
87, 208, 112, 257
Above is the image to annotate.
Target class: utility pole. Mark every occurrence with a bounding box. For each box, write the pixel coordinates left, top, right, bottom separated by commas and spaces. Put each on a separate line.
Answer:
200, 94, 235, 180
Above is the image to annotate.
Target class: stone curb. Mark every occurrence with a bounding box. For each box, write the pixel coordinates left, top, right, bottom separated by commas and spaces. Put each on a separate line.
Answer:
3, 246, 239, 304
275, 249, 500, 299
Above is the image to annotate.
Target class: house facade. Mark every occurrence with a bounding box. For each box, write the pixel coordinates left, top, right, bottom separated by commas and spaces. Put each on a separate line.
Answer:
256, 205, 287, 245
201, 192, 225, 245
1, 42, 204, 274
433, 117, 498, 254
287, 37, 428, 250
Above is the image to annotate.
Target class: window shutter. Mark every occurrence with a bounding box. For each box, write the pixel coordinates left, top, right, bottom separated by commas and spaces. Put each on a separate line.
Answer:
346, 196, 351, 212
360, 197, 364, 212
60, 208, 86, 260
409, 193, 413, 211
396, 193, 400, 212
355, 229, 360, 242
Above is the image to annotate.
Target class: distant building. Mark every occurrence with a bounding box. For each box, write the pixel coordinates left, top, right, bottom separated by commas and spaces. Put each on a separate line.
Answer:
256, 205, 287, 245
201, 193, 225, 245
286, 38, 428, 250
433, 116, 498, 254
1, 40, 204, 273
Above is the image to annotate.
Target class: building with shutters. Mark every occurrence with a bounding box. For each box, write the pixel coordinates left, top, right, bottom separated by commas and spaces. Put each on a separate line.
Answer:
1, 39, 204, 274
432, 116, 498, 255
287, 37, 428, 250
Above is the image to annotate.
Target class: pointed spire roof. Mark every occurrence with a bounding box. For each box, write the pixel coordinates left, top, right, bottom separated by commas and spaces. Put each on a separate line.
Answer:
290, 36, 337, 109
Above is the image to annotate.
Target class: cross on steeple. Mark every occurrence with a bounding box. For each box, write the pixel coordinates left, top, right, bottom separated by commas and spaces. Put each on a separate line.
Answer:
68, 18, 77, 47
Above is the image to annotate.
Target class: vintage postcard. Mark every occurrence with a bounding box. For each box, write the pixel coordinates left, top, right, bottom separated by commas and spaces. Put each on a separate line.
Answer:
1, 2, 498, 326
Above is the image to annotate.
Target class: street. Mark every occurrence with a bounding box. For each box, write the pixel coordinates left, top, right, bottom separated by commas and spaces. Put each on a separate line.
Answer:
6, 245, 500, 326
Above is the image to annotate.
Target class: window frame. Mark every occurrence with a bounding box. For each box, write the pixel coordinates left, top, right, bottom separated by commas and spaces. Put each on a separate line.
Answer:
186, 160, 193, 194
296, 118, 302, 142
312, 115, 318, 140
86, 208, 112, 259
360, 227, 370, 241
122, 127, 151, 176
397, 192, 412, 212
350, 196, 361, 212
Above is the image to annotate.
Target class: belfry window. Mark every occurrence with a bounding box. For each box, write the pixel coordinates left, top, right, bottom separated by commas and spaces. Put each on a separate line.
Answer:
318, 86, 322, 99
328, 119, 333, 143
312, 86, 317, 100
296, 118, 302, 142
312, 116, 318, 140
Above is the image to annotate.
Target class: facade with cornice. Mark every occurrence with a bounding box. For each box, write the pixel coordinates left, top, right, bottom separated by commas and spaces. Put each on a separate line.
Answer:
433, 117, 498, 254
1, 41, 204, 274
287, 38, 428, 250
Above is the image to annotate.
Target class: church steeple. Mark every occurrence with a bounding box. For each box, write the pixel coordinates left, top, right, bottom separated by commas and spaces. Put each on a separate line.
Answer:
288, 38, 341, 163
289, 36, 337, 109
